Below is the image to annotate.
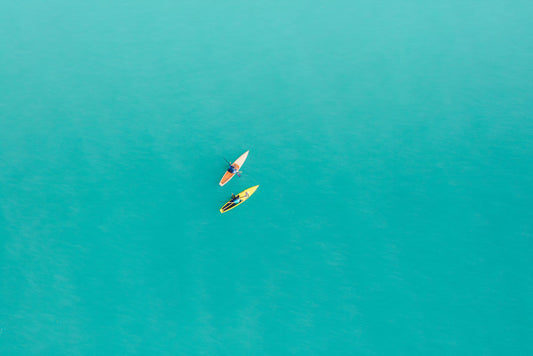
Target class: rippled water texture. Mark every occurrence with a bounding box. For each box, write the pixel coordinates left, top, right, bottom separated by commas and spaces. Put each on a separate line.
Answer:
1, 1, 532, 354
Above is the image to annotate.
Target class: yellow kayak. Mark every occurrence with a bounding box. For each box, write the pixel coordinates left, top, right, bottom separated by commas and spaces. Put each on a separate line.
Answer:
220, 185, 259, 213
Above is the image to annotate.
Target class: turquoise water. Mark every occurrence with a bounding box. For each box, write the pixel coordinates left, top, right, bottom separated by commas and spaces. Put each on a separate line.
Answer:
1, 0, 532, 354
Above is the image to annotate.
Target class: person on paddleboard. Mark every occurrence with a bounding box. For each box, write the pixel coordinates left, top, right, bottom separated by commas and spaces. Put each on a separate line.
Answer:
228, 165, 238, 174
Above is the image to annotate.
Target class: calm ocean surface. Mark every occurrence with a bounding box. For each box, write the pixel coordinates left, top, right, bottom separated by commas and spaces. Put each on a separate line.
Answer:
1, 1, 532, 354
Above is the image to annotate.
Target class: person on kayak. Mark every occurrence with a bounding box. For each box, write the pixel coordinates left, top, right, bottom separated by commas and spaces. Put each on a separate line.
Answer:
231, 194, 241, 204
228, 165, 238, 174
